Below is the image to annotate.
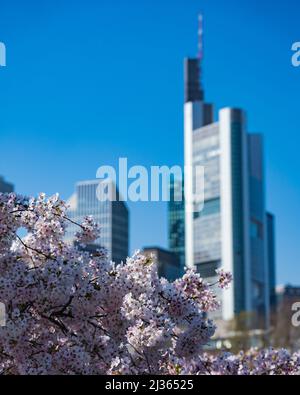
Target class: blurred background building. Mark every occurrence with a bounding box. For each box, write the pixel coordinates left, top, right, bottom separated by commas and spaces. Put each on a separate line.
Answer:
66, 179, 129, 263
142, 246, 181, 281
0, 176, 14, 193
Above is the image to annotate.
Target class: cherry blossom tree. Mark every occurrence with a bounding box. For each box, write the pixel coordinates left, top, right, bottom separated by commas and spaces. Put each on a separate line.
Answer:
0, 192, 299, 375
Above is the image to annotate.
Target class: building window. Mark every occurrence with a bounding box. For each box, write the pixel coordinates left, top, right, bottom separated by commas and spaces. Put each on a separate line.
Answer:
250, 219, 263, 239
194, 197, 220, 219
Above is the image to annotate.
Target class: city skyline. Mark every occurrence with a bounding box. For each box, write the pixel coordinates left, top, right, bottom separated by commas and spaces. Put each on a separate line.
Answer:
0, 0, 299, 285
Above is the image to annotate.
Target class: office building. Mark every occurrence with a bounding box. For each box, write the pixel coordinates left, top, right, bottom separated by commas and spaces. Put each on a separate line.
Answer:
183, 15, 275, 328
66, 179, 129, 263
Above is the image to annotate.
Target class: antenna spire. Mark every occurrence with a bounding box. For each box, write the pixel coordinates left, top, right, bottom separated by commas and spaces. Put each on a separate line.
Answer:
198, 14, 203, 61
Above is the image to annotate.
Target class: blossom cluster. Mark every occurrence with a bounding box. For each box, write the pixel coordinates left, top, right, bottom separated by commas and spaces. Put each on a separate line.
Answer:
216, 269, 233, 290
0, 192, 299, 375
183, 348, 300, 375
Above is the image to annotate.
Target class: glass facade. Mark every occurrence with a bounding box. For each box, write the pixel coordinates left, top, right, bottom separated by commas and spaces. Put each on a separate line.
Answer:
187, 110, 273, 326
192, 123, 221, 275
230, 117, 247, 315
248, 134, 269, 323
65, 180, 129, 263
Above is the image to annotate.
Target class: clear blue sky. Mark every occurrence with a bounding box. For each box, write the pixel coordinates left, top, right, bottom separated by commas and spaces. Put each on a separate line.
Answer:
0, 0, 299, 285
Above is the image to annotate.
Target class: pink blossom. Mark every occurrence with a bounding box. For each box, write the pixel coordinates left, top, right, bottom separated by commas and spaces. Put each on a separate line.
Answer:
216, 268, 233, 289
0, 192, 299, 375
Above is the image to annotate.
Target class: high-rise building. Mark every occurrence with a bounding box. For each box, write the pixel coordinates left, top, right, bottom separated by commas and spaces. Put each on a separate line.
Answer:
0, 176, 14, 193
66, 179, 129, 264
168, 176, 185, 270
183, 15, 275, 328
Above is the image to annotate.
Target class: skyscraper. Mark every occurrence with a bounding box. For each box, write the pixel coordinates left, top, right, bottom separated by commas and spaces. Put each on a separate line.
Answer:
183, 15, 275, 328
0, 176, 14, 193
66, 179, 129, 264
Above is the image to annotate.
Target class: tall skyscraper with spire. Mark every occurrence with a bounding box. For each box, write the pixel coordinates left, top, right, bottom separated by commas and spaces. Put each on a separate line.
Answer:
182, 15, 275, 329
